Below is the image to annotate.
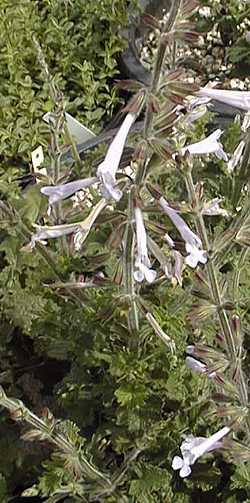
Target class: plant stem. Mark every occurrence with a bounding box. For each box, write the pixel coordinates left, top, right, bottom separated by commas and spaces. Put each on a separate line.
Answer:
184, 170, 249, 411
0, 386, 111, 488
64, 122, 82, 167
136, 0, 182, 185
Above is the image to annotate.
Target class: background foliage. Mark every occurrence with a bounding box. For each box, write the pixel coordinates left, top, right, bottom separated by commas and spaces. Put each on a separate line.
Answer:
0, 0, 250, 501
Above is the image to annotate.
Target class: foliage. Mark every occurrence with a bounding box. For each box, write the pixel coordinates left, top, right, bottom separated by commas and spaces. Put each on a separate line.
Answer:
0, 0, 250, 502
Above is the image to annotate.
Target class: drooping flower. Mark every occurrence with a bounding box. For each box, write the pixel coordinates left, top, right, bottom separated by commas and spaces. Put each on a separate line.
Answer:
30, 199, 106, 250
97, 112, 136, 201
159, 197, 207, 268
30, 222, 81, 247
186, 355, 207, 374
133, 207, 156, 283
172, 426, 230, 478
41, 177, 98, 205
198, 88, 250, 112
181, 129, 228, 161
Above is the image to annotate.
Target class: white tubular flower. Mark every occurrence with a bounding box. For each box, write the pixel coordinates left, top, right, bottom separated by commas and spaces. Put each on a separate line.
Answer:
202, 198, 229, 217
97, 112, 136, 201
30, 222, 81, 247
172, 426, 230, 478
227, 141, 245, 173
159, 197, 207, 268
30, 199, 106, 250
134, 207, 156, 283
41, 177, 98, 205
181, 130, 228, 161
198, 88, 250, 111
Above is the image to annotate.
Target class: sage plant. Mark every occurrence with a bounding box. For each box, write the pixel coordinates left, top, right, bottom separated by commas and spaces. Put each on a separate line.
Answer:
28, 0, 250, 479
2, 0, 250, 496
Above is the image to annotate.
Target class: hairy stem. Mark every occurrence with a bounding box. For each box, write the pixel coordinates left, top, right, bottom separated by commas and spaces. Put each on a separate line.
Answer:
0, 386, 111, 488
136, 0, 182, 185
184, 170, 249, 411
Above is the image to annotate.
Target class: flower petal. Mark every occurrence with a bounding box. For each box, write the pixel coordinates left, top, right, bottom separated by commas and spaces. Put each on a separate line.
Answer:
172, 456, 184, 470
215, 147, 228, 162
96, 112, 136, 201
144, 267, 157, 283
179, 464, 192, 478
133, 270, 144, 282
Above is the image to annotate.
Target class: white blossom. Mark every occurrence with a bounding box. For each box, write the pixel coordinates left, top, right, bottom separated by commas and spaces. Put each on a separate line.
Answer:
30, 200, 106, 249
30, 222, 81, 247
159, 197, 207, 268
133, 207, 156, 283
198, 88, 250, 112
172, 426, 230, 478
97, 112, 136, 201
41, 177, 98, 205
227, 141, 245, 173
42, 113, 136, 205
202, 198, 229, 217
181, 129, 228, 161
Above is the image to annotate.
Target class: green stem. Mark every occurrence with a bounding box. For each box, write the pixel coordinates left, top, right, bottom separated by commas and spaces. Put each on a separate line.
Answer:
0, 386, 111, 487
64, 122, 82, 167
136, 0, 182, 186
184, 170, 249, 411
232, 247, 249, 305
232, 132, 250, 207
